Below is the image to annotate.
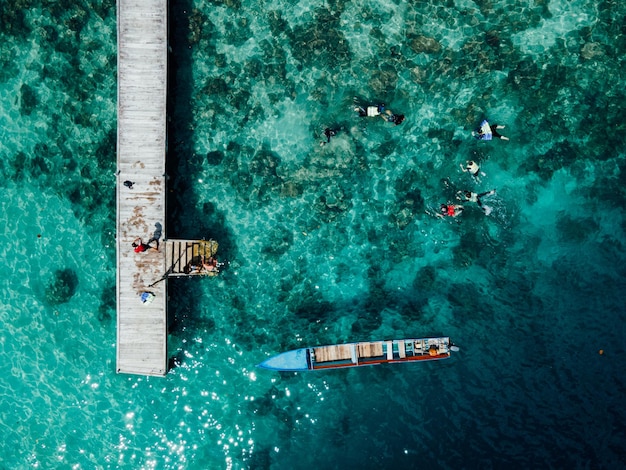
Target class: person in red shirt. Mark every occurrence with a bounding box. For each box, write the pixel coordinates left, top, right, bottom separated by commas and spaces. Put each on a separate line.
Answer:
132, 237, 158, 253
437, 203, 464, 218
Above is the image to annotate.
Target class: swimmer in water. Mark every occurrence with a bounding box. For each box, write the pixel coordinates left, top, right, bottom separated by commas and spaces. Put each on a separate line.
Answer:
436, 203, 464, 218
473, 119, 509, 141
460, 160, 480, 177
458, 189, 496, 215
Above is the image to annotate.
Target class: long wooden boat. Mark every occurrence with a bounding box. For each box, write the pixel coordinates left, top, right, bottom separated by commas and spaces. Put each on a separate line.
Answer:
258, 337, 458, 371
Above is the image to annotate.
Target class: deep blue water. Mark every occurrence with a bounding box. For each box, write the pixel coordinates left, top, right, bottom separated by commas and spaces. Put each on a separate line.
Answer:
1, 0, 626, 468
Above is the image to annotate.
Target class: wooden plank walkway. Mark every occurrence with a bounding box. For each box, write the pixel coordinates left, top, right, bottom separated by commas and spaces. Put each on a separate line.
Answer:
165, 240, 220, 277
116, 0, 168, 376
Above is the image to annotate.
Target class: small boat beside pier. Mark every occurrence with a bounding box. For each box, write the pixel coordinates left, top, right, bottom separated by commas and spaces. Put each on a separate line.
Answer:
258, 337, 458, 372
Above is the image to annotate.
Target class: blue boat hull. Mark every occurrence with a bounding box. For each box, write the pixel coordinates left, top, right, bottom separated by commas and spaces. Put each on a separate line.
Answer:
258, 348, 310, 371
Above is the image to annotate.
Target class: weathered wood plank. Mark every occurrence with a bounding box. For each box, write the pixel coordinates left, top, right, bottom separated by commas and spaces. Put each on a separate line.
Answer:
314, 345, 353, 363
357, 342, 383, 358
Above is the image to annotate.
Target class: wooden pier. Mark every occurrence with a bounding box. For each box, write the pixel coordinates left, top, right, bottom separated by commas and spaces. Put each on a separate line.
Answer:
116, 0, 168, 376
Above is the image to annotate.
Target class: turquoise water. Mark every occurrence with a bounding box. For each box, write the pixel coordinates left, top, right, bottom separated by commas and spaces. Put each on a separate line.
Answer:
2, 0, 626, 467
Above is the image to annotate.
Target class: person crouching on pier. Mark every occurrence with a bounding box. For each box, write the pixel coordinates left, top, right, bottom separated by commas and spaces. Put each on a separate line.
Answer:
132, 237, 158, 253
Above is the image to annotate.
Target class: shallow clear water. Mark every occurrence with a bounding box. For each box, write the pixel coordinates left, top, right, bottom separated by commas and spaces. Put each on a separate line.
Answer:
1, 0, 626, 467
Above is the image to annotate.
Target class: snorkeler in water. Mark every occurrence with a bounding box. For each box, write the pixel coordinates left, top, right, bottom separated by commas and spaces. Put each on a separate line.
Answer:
355, 103, 385, 117
319, 127, 340, 146
460, 160, 482, 178
436, 203, 464, 218
382, 110, 405, 125
473, 119, 509, 141
457, 189, 496, 215
355, 102, 405, 125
